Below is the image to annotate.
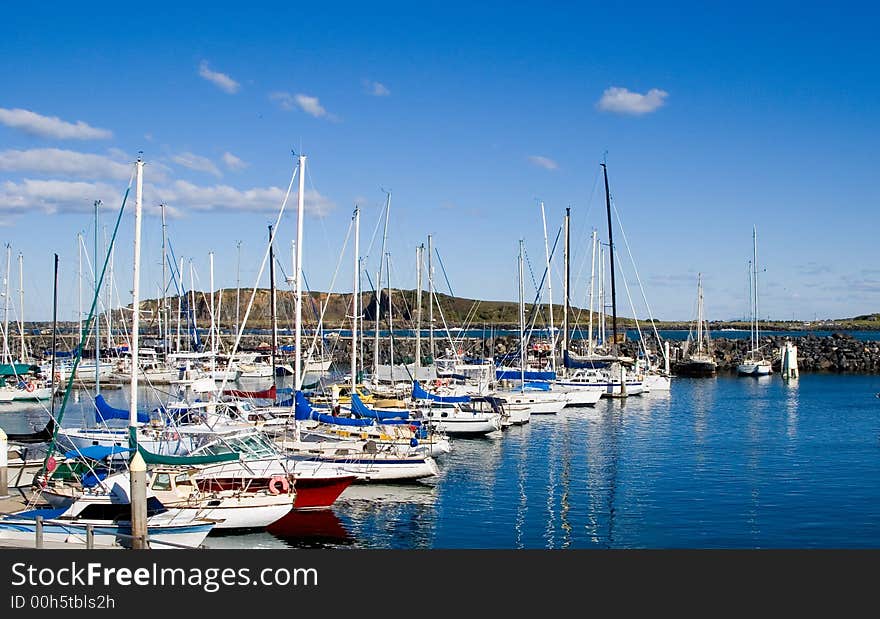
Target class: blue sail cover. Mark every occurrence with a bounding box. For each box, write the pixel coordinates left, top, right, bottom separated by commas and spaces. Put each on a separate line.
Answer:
523, 381, 551, 391
412, 381, 470, 403
495, 369, 557, 381
64, 445, 133, 460
294, 391, 374, 427
94, 394, 149, 424
349, 393, 410, 420
563, 350, 613, 369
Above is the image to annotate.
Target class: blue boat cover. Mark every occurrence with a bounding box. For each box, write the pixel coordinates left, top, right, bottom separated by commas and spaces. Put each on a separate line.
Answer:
350, 393, 410, 420
412, 381, 470, 403
64, 445, 133, 461
94, 394, 149, 424
495, 369, 557, 381
295, 391, 374, 427
563, 350, 611, 369
523, 381, 551, 391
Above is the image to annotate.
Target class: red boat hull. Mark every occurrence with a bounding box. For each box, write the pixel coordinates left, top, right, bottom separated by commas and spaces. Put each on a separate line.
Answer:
293, 476, 356, 511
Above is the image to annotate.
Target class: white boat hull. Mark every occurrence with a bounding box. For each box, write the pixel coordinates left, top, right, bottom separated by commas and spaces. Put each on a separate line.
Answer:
423, 413, 502, 435
737, 362, 772, 376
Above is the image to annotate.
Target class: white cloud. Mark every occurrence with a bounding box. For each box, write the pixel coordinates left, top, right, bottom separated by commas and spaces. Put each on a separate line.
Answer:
0, 148, 132, 180
198, 60, 240, 94
170, 152, 222, 177
364, 80, 390, 96
528, 155, 558, 170
222, 152, 248, 170
0, 107, 112, 140
597, 87, 668, 115
0, 179, 122, 214
270, 92, 336, 120
155, 180, 334, 216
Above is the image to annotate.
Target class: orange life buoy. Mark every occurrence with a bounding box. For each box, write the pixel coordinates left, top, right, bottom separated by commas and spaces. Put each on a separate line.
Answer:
25, 382, 35, 393
268, 475, 290, 495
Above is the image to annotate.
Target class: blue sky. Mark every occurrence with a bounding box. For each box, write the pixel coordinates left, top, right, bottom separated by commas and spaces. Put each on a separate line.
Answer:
1, 2, 878, 325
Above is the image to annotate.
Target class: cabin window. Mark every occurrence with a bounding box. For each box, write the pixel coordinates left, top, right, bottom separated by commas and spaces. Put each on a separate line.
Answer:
152, 473, 172, 491
175, 473, 191, 485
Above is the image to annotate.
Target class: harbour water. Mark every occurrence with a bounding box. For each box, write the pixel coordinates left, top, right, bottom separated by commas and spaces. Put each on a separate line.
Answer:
3, 373, 880, 548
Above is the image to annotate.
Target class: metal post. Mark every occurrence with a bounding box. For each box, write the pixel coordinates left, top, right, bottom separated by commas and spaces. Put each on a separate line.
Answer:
86, 524, 94, 549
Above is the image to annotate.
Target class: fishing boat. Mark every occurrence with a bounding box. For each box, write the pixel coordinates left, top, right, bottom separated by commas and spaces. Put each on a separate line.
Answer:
737, 227, 773, 377
673, 273, 717, 377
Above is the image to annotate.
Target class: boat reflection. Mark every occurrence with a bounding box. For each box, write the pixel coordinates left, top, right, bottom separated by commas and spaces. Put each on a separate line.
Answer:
267, 509, 354, 547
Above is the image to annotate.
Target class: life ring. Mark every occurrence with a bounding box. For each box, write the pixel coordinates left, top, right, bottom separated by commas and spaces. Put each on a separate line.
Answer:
25, 382, 36, 393
268, 475, 290, 495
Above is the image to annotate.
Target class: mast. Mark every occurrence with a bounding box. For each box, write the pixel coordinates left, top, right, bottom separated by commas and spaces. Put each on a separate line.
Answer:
358, 256, 365, 376
189, 260, 197, 348
540, 201, 555, 373
373, 190, 391, 385
176, 257, 183, 353
427, 234, 435, 363
268, 225, 278, 394
94, 198, 101, 391
77, 234, 82, 356
209, 251, 216, 373
235, 240, 242, 340
351, 207, 360, 392
294, 154, 306, 391
161, 203, 168, 354
587, 229, 597, 356
518, 239, 525, 390
753, 225, 759, 354
50, 254, 58, 419
106, 225, 113, 351
386, 252, 394, 375
601, 163, 619, 354
598, 245, 605, 347
17, 252, 24, 362
129, 155, 144, 450
415, 243, 423, 380
697, 273, 704, 354
562, 207, 570, 372
2, 244, 10, 365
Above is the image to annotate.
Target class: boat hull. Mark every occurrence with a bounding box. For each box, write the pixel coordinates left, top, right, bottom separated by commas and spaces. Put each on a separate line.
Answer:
736, 362, 772, 377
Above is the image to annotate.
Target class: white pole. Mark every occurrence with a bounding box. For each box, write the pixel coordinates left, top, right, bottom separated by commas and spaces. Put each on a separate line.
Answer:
129, 156, 144, 448
588, 229, 596, 356
351, 207, 360, 392
161, 203, 168, 353
235, 240, 242, 342
753, 226, 760, 353
106, 225, 113, 351
519, 240, 525, 390
373, 191, 391, 385
2, 244, 10, 365
94, 199, 101, 391
77, 234, 82, 356
17, 252, 25, 362
540, 201, 555, 373
189, 260, 197, 340
386, 252, 394, 379
294, 154, 306, 391
209, 251, 215, 372
415, 243, 423, 381
176, 257, 183, 353
427, 234, 434, 362
697, 273, 704, 354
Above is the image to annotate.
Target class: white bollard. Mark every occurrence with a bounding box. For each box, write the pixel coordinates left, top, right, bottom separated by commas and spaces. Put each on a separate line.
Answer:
781, 341, 799, 380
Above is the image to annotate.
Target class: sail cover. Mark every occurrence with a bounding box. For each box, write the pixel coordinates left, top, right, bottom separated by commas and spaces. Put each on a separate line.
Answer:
495, 369, 557, 381
350, 393, 410, 420
295, 391, 374, 427
411, 381, 470, 403
94, 394, 149, 424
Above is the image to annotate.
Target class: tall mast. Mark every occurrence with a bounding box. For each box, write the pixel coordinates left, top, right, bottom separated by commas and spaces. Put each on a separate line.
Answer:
209, 251, 216, 372
697, 273, 704, 354
562, 207, 570, 372
294, 154, 306, 391
161, 203, 168, 354
94, 198, 101, 392
753, 226, 759, 354
601, 162, 619, 354
518, 239, 525, 390
598, 244, 605, 347
176, 257, 183, 353
540, 201, 555, 373
351, 207, 360, 392
588, 229, 597, 356
129, 155, 144, 450
268, 225, 278, 394
2, 244, 10, 365
17, 252, 25, 362
235, 240, 242, 339
50, 254, 58, 419
415, 243, 423, 380
358, 256, 365, 376
106, 225, 113, 351
77, 234, 82, 355
189, 259, 197, 348
386, 252, 394, 374
373, 190, 391, 384
427, 234, 435, 362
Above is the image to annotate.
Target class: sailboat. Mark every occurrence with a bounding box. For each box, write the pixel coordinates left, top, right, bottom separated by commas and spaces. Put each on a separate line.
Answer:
737, 226, 772, 377
673, 273, 717, 377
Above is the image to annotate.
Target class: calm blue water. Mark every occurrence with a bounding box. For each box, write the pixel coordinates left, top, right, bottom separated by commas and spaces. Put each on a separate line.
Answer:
3, 374, 880, 548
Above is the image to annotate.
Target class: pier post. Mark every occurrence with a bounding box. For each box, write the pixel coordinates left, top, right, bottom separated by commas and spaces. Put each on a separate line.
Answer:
0, 428, 8, 498
35, 516, 43, 548
86, 524, 94, 549
130, 451, 148, 549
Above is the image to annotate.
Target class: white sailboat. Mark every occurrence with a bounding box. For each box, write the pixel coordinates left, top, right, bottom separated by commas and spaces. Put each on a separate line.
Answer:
737, 226, 773, 377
